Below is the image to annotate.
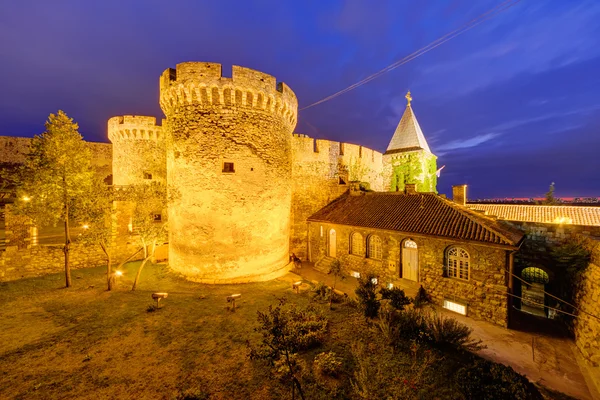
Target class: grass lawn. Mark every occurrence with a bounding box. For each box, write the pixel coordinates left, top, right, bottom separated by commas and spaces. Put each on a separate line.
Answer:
0, 263, 563, 400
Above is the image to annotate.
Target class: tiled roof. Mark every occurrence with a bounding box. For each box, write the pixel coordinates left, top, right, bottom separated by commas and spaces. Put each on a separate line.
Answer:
468, 204, 600, 227
385, 104, 431, 155
308, 192, 524, 247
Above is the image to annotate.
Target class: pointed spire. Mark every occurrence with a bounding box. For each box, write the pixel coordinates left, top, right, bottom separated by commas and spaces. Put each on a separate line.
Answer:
385, 91, 432, 155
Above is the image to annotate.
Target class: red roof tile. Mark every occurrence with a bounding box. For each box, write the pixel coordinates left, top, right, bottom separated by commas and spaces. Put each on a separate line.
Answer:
308, 192, 524, 247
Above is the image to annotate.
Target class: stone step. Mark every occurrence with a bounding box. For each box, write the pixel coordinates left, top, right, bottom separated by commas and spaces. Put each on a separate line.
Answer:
314, 256, 336, 274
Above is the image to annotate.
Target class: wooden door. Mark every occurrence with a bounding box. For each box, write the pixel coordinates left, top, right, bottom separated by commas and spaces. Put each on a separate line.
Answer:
402, 245, 418, 281
329, 229, 336, 258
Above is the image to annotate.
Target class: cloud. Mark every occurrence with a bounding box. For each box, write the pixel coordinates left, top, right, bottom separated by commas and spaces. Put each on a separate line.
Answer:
435, 132, 500, 154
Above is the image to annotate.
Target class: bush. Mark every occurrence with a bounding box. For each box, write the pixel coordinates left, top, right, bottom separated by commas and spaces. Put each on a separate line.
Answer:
380, 286, 412, 310
311, 281, 330, 301
355, 273, 380, 318
455, 358, 541, 400
175, 388, 210, 400
426, 314, 484, 352
313, 351, 343, 377
273, 353, 307, 382
394, 308, 429, 343
413, 285, 431, 308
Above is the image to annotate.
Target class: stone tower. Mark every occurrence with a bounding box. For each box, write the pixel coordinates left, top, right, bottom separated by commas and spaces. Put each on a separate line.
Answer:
159, 62, 298, 282
383, 91, 437, 193
107, 115, 166, 185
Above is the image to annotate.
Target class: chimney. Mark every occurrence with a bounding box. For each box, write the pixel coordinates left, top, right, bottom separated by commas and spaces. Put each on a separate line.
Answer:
452, 185, 467, 206
405, 184, 417, 195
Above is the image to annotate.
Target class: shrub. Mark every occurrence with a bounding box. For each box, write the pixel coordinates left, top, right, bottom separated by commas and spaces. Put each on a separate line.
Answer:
355, 273, 380, 318
394, 308, 429, 343
380, 286, 412, 310
311, 281, 330, 301
455, 358, 541, 400
425, 314, 484, 352
175, 388, 210, 400
273, 353, 307, 382
413, 285, 431, 308
313, 351, 343, 377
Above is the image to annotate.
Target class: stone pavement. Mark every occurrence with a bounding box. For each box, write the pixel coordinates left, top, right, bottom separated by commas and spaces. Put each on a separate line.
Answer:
282, 264, 599, 400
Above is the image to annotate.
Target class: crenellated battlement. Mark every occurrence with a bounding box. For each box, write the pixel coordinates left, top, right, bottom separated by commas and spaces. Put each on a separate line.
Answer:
159, 62, 297, 129
292, 134, 383, 168
107, 115, 164, 143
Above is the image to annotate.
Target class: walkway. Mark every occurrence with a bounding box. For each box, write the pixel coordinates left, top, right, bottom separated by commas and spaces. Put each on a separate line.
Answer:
286, 264, 598, 399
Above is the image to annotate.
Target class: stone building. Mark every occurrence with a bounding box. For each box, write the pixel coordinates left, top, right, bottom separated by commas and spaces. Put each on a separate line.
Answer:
307, 185, 524, 327
0, 61, 439, 284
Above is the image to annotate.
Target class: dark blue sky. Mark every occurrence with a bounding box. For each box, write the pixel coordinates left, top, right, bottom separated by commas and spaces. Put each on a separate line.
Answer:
1, 0, 599, 199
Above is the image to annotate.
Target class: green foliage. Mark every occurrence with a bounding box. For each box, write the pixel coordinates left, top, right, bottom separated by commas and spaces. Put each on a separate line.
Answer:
355, 273, 380, 318
249, 298, 328, 362
426, 314, 485, 352
550, 236, 591, 276
379, 286, 412, 310
77, 177, 114, 249
455, 358, 541, 400
413, 285, 432, 307
390, 151, 437, 193
544, 182, 557, 205
313, 351, 343, 377
311, 281, 330, 301
14, 111, 93, 228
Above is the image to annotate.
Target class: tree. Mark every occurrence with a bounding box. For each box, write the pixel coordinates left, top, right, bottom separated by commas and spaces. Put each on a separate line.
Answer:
77, 178, 115, 290
249, 298, 328, 400
544, 182, 557, 205
15, 111, 93, 288
355, 272, 380, 318
128, 182, 168, 291
327, 259, 344, 309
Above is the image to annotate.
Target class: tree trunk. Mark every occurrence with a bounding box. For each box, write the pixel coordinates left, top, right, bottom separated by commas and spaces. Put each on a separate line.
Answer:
100, 241, 112, 291
131, 241, 155, 291
116, 247, 143, 271
63, 201, 72, 288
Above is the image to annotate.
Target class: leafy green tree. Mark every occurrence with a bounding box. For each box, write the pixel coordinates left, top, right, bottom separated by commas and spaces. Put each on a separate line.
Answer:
544, 182, 557, 205
128, 182, 168, 291
328, 259, 344, 309
15, 111, 93, 288
77, 178, 115, 290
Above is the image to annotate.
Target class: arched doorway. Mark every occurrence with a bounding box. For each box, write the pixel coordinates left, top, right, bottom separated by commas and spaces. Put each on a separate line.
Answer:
328, 229, 336, 258
521, 267, 549, 317
402, 239, 418, 281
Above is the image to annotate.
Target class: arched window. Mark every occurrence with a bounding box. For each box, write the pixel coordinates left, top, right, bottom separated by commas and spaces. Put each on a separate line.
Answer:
367, 235, 382, 260
404, 239, 417, 249
447, 247, 469, 280
350, 232, 364, 256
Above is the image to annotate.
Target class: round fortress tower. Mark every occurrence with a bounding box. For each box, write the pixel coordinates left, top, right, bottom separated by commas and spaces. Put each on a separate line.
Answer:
159, 62, 298, 282
108, 115, 166, 185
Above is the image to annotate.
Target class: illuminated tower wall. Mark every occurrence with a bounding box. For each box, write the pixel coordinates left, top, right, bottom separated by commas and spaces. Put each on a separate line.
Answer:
159, 62, 298, 282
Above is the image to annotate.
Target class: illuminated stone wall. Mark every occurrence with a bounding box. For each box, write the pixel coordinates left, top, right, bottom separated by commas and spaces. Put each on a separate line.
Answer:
290, 135, 383, 259
160, 62, 297, 282
308, 221, 510, 327
0, 205, 139, 281
108, 116, 165, 185
383, 149, 437, 193
573, 239, 600, 366
0, 136, 112, 178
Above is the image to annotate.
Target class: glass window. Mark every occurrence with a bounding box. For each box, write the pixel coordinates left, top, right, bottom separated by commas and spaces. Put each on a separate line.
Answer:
367, 235, 382, 260
350, 232, 364, 256
447, 247, 469, 280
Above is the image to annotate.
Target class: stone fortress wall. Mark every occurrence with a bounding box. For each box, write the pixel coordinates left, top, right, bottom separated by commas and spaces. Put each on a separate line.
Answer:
0, 136, 112, 176
108, 115, 165, 185
159, 62, 298, 282
290, 134, 384, 258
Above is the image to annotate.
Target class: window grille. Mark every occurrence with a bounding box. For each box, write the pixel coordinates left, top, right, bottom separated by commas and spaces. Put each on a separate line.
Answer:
447, 247, 469, 280
367, 235, 382, 260
350, 232, 364, 256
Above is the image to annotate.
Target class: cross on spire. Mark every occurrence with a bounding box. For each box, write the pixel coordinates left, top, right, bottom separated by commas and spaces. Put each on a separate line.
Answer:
405, 90, 412, 107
